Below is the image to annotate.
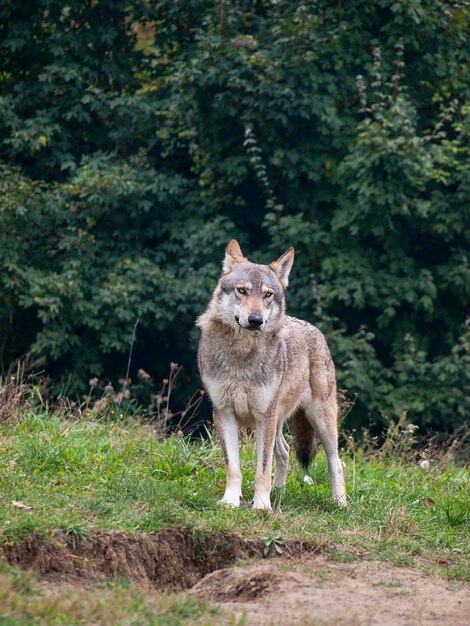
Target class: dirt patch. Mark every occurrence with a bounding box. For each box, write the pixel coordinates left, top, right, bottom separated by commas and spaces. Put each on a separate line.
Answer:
191, 555, 469, 625
2, 529, 318, 591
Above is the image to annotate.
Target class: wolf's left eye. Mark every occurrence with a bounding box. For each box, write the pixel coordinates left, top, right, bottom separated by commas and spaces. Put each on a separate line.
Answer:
265, 291, 273, 298
237, 287, 247, 295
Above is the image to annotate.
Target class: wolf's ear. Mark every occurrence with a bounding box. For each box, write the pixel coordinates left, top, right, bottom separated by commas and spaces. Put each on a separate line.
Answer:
223, 239, 247, 273
270, 247, 295, 288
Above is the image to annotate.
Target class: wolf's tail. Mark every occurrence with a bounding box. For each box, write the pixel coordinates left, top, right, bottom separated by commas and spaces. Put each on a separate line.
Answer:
291, 409, 317, 469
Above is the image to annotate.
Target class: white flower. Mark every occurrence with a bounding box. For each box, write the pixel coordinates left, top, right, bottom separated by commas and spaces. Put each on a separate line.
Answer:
303, 475, 314, 485
419, 460, 430, 470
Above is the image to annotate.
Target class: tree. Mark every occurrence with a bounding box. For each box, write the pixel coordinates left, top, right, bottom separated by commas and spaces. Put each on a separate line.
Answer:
1, 1, 469, 430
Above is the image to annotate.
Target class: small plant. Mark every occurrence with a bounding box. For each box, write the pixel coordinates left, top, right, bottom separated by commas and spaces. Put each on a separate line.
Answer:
231, 611, 248, 626
263, 535, 284, 557
65, 525, 88, 549
441, 503, 468, 528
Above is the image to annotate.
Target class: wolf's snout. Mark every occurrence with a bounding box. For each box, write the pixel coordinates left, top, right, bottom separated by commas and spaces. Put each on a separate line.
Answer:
248, 313, 264, 329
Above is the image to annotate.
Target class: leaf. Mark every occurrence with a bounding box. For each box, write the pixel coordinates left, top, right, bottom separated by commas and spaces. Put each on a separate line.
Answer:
422, 497, 435, 507
12, 500, 33, 511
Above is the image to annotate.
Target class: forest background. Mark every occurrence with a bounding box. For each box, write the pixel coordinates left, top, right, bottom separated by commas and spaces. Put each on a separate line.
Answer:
0, 0, 469, 433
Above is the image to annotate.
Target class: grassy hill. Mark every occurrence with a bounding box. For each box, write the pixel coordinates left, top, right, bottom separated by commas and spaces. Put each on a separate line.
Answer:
0, 400, 468, 624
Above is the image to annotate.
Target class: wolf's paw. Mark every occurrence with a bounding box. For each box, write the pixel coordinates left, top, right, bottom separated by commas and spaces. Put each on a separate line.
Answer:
333, 494, 348, 508
218, 494, 242, 508
252, 494, 272, 511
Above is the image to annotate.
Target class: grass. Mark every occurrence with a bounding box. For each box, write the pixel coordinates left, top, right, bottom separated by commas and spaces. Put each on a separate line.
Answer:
0, 410, 468, 578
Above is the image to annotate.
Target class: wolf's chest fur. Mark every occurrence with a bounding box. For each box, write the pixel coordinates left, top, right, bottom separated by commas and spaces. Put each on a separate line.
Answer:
203, 376, 280, 425
200, 330, 284, 423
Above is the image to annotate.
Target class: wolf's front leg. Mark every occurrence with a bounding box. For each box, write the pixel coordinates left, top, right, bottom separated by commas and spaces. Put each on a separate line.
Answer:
273, 425, 290, 488
253, 416, 277, 510
213, 410, 242, 507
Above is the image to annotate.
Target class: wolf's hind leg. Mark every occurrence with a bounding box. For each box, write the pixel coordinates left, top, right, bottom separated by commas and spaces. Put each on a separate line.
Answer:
213, 410, 242, 507
305, 398, 347, 507
273, 424, 290, 487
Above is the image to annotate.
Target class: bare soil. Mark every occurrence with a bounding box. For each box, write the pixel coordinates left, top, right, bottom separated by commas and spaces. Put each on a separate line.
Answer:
191, 556, 469, 625
3, 530, 468, 625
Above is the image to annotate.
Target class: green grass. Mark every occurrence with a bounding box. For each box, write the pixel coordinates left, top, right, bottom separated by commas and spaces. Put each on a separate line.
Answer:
0, 411, 468, 583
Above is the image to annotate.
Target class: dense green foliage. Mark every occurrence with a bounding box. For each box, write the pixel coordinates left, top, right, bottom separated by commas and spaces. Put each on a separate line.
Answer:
1, 1, 469, 430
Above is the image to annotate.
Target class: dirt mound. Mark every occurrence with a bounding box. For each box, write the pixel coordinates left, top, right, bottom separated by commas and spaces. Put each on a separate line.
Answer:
198, 569, 281, 602
2, 529, 318, 590
191, 556, 469, 625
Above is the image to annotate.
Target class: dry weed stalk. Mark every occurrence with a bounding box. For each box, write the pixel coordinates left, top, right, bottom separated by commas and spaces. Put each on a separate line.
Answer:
80, 362, 205, 435
347, 411, 469, 467
338, 388, 356, 423
150, 363, 205, 437
0, 376, 28, 423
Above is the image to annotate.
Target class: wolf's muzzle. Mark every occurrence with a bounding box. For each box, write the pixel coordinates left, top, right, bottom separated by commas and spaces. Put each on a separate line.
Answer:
248, 313, 264, 329
234, 314, 264, 331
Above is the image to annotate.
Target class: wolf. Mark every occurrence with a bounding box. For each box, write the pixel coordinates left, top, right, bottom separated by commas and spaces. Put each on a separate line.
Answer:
196, 240, 347, 510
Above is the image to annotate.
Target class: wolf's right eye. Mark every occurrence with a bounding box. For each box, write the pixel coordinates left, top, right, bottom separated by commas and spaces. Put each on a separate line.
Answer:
237, 287, 247, 295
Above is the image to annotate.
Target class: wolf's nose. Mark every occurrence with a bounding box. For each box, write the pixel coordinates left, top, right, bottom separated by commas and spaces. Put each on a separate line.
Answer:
248, 314, 263, 329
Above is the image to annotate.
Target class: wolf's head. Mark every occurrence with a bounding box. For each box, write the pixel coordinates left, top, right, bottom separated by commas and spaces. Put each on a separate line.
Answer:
213, 239, 295, 332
